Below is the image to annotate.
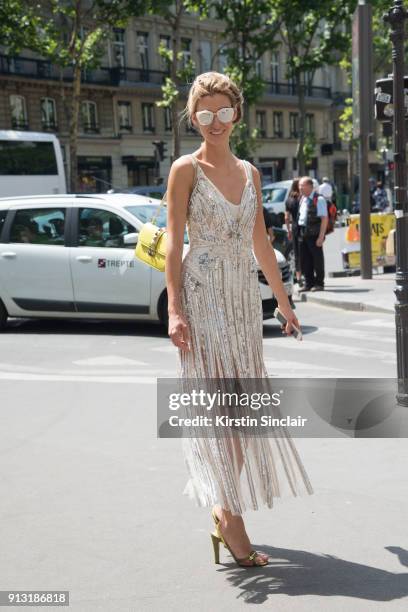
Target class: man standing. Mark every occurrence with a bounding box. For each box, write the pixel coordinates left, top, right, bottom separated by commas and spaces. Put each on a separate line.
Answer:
318, 176, 333, 202
297, 176, 328, 292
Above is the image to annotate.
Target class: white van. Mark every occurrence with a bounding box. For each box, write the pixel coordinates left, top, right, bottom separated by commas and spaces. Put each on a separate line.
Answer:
0, 130, 67, 197
0, 193, 294, 329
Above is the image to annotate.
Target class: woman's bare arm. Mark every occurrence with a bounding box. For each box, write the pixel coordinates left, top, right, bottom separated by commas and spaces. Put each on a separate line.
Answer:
250, 164, 300, 333
165, 156, 194, 350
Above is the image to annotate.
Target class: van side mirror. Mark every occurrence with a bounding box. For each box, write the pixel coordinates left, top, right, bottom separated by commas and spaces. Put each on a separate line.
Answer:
123, 232, 138, 245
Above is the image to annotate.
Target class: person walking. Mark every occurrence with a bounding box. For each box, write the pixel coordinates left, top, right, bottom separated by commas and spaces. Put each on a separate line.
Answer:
297, 176, 328, 292
165, 71, 314, 568
263, 205, 275, 243
285, 178, 302, 285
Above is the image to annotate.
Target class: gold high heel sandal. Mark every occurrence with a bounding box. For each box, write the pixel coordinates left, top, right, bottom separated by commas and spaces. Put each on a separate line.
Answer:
210, 508, 269, 567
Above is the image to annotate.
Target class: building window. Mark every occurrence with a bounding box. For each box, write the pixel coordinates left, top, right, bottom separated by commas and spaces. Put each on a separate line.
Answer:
273, 111, 283, 138
270, 51, 279, 83
117, 101, 132, 132
255, 58, 263, 78
137, 31, 149, 71
303, 71, 313, 93
81, 100, 99, 133
305, 113, 315, 136
142, 103, 155, 132
290, 112, 299, 138
112, 28, 126, 68
199, 40, 212, 72
164, 107, 172, 131
333, 120, 341, 149
10, 94, 28, 129
41, 97, 57, 130
181, 38, 192, 68
219, 48, 228, 72
255, 110, 267, 138
159, 34, 171, 70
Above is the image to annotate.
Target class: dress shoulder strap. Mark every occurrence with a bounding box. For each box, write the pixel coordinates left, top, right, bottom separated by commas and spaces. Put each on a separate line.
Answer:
242, 159, 253, 183
190, 154, 199, 191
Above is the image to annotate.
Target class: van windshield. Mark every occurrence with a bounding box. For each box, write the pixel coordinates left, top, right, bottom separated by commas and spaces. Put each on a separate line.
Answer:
125, 204, 189, 243
262, 187, 287, 204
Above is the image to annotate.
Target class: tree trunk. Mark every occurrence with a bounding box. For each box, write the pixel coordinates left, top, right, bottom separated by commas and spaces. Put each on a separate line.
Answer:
69, 61, 82, 192
296, 72, 306, 176
170, 11, 182, 162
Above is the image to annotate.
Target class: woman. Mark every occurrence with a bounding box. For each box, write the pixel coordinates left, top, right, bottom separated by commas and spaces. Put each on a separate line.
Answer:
165, 72, 314, 568
372, 181, 389, 212
285, 179, 302, 285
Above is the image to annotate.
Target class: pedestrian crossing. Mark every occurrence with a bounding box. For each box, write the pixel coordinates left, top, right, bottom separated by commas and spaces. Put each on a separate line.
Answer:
0, 316, 396, 381
352, 318, 395, 329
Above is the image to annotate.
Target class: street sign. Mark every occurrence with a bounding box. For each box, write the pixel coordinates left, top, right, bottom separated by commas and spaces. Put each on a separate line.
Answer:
375, 75, 408, 121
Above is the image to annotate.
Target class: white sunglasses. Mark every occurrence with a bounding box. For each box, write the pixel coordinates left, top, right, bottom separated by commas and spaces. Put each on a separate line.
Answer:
195, 107, 235, 126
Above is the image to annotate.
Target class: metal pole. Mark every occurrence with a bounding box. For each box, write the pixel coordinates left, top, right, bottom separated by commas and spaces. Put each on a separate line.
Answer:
384, 0, 408, 406
359, 132, 372, 278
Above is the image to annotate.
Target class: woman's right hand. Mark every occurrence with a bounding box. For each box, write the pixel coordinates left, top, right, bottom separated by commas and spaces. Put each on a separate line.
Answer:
168, 311, 191, 352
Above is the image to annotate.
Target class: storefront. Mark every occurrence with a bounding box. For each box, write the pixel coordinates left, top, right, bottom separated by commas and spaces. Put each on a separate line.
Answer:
122, 155, 156, 186
77, 156, 112, 193
257, 157, 286, 183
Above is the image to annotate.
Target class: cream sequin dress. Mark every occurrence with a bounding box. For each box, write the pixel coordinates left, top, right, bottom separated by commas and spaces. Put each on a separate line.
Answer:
177, 154, 314, 515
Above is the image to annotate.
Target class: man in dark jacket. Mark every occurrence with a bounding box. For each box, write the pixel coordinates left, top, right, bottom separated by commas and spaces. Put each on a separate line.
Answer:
297, 176, 328, 292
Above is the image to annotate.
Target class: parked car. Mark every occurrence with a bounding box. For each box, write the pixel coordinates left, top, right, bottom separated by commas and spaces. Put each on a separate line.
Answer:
0, 193, 294, 330
270, 226, 296, 281
107, 185, 167, 199
262, 178, 319, 227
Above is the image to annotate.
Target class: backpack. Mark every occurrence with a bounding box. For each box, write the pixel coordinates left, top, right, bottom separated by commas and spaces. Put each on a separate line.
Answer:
326, 200, 337, 234
311, 194, 337, 235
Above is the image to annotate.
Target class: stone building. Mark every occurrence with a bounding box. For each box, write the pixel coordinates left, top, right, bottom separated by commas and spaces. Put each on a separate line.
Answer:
0, 12, 382, 199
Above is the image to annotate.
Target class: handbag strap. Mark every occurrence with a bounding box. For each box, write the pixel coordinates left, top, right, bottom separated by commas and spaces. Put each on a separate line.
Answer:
150, 154, 198, 225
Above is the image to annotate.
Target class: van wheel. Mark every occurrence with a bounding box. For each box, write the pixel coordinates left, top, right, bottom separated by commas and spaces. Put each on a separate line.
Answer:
0, 300, 8, 331
158, 290, 169, 329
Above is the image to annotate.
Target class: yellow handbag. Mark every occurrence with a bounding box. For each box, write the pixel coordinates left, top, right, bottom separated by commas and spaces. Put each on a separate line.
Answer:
135, 191, 168, 272
134, 156, 197, 272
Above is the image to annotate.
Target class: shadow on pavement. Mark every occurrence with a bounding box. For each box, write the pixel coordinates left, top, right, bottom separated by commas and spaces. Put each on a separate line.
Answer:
3, 317, 167, 337
263, 324, 317, 338
215, 544, 408, 605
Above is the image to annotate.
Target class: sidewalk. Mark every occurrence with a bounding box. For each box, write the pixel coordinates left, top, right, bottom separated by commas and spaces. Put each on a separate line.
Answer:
294, 272, 396, 314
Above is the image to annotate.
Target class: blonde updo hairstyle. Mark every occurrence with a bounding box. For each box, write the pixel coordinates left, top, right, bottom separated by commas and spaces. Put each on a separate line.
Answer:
180, 71, 244, 130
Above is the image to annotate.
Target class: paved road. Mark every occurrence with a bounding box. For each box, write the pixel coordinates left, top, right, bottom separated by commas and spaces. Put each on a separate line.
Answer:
0, 305, 407, 611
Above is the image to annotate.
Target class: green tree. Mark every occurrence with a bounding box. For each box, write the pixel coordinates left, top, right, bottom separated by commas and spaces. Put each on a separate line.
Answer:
142, 0, 195, 162
271, 0, 354, 175
30, 1, 142, 192
0, 0, 39, 53
339, 97, 358, 205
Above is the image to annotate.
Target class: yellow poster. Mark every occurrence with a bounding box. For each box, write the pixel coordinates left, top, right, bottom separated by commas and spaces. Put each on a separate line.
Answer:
344, 213, 396, 268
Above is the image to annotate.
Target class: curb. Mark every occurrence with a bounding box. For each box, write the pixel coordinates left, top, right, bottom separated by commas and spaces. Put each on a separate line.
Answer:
297, 292, 394, 314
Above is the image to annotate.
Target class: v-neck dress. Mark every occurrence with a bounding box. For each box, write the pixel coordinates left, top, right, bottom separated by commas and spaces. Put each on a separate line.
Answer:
177, 154, 314, 515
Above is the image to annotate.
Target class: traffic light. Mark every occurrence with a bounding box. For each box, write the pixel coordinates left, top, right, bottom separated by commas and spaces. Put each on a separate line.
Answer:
152, 140, 168, 161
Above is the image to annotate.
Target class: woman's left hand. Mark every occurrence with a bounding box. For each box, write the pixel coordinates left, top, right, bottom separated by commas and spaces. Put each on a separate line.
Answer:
277, 302, 302, 340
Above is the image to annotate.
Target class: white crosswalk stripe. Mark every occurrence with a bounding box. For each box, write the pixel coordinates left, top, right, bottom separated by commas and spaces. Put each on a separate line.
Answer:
312, 327, 395, 344
352, 318, 395, 329
264, 336, 396, 362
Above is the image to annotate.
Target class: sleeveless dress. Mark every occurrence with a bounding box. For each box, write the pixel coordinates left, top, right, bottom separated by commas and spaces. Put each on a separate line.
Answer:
177, 154, 314, 515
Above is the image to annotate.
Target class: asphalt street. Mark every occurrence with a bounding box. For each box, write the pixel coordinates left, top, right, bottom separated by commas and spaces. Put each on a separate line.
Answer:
0, 303, 407, 611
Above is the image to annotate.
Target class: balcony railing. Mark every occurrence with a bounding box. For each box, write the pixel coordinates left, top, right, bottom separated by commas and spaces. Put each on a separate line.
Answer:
265, 81, 331, 99
1, 54, 335, 100
0, 54, 169, 87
